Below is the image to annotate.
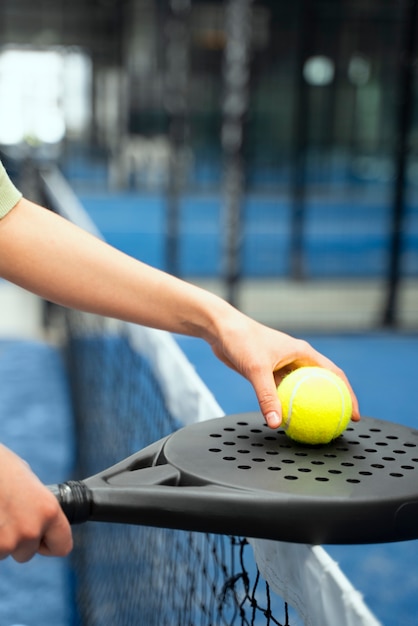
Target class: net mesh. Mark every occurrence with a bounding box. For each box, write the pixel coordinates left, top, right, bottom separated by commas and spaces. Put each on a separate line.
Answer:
40, 165, 381, 626
64, 313, 293, 626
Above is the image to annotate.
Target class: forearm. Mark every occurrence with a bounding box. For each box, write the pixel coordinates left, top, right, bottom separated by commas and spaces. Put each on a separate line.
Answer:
0, 198, 232, 342
0, 197, 360, 426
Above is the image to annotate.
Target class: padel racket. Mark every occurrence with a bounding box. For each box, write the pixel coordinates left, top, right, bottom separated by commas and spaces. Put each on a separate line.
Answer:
49, 412, 418, 545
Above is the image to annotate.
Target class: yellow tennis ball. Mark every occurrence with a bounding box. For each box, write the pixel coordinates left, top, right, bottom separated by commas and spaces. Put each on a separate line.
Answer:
277, 366, 352, 445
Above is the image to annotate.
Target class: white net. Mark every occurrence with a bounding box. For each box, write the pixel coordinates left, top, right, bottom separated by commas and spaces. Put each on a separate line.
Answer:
40, 166, 381, 626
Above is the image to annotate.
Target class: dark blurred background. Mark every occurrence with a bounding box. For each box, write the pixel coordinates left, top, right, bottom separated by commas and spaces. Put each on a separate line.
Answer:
0, 0, 417, 332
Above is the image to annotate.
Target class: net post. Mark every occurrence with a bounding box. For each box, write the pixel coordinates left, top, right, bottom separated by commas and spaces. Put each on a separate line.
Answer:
383, 0, 417, 327
164, 0, 191, 277
221, 0, 253, 307
290, 0, 315, 282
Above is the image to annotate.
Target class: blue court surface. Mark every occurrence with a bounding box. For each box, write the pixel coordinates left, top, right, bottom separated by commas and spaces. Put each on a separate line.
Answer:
0, 340, 75, 626
0, 332, 417, 625
77, 190, 418, 278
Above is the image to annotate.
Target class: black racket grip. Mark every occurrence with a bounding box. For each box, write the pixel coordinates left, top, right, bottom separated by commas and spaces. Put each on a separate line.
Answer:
49, 481, 92, 524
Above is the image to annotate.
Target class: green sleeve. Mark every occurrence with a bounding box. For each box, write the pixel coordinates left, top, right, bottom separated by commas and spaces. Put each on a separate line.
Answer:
0, 161, 22, 219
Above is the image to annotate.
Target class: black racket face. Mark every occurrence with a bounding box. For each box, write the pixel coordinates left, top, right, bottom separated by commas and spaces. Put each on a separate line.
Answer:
72, 412, 418, 543
163, 412, 418, 502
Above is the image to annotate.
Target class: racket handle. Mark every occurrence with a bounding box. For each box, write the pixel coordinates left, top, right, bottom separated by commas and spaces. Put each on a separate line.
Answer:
48, 481, 92, 524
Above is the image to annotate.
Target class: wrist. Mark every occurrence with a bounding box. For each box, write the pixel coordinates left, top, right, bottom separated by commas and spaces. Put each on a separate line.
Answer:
179, 286, 236, 345
198, 292, 248, 348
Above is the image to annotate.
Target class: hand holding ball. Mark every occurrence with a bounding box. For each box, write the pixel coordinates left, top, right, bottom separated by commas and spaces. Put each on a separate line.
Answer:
277, 367, 352, 445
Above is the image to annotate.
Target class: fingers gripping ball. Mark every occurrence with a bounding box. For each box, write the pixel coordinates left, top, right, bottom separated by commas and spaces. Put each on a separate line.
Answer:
277, 367, 352, 445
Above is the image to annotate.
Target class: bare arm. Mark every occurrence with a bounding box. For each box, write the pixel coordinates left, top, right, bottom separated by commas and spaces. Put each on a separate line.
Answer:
0, 198, 219, 333
0, 197, 360, 426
